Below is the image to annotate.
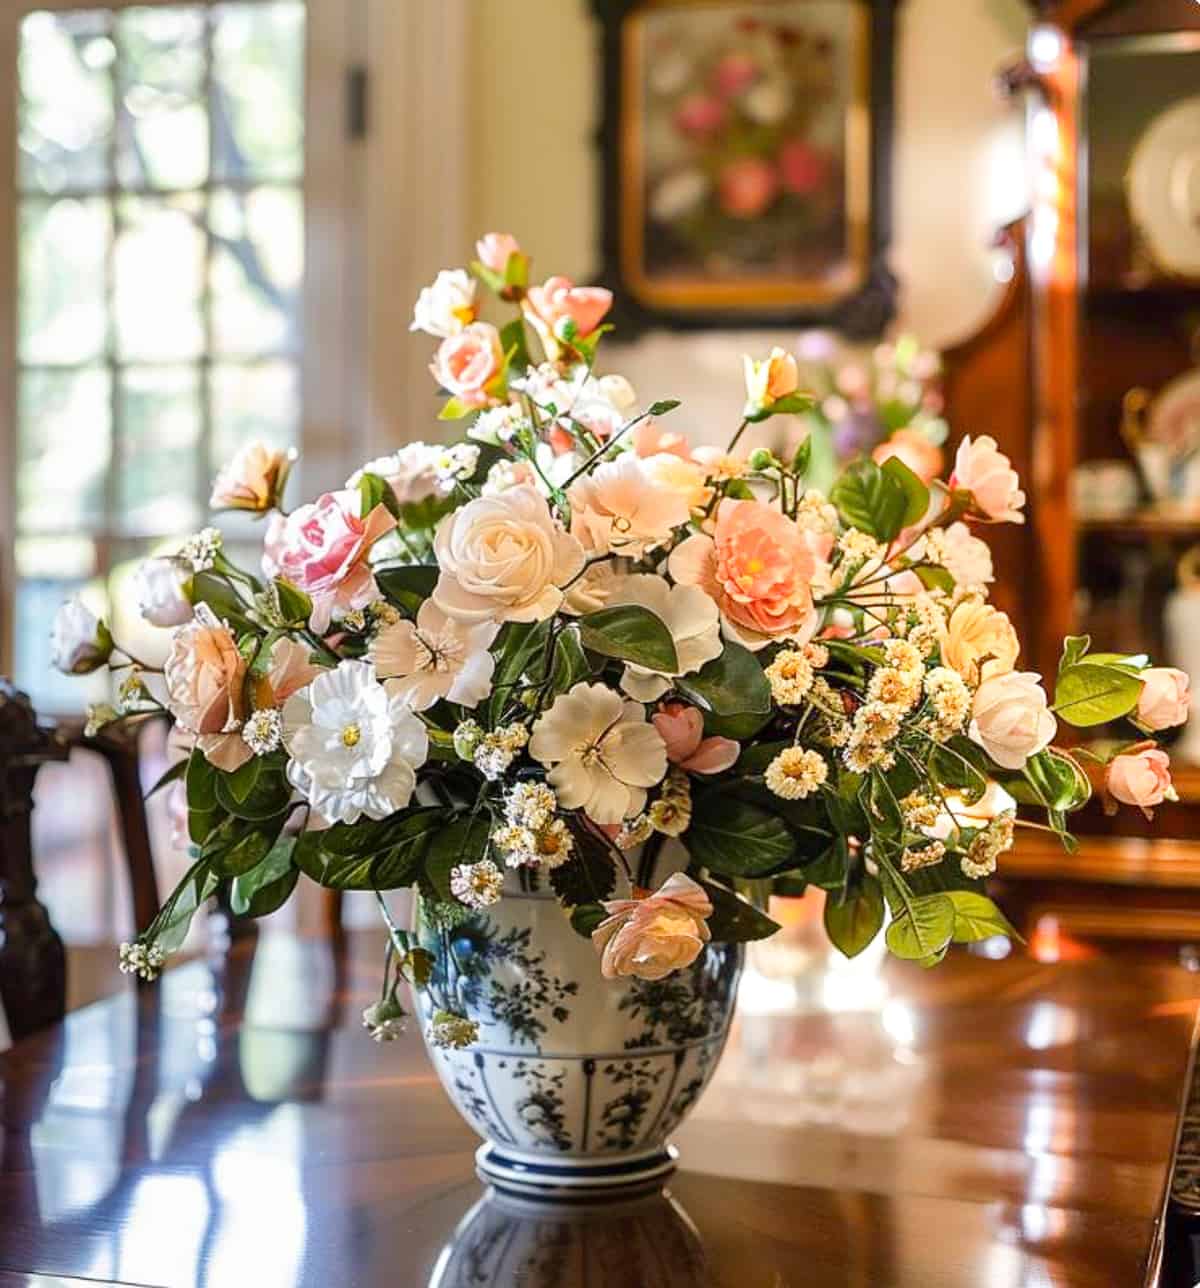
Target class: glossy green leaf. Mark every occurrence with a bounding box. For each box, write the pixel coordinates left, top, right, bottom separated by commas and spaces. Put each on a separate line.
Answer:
946, 890, 1019, 944
677, 640, 770, 717
1054, 662, 1143, 727
487, 619, 551, 726
375, 564, 438, 616
830, 458, 909, 542
880, 455, 930, 528
578, 605, 678, 673
688, 793, 796, 876
824, 876, 885, 957
423, 815, 492, 901
884, 892, 955, 961
231, 837, 299, 918
700, 879, 781, 943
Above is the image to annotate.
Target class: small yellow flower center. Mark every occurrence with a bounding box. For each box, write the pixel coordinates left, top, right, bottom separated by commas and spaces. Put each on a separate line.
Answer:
745, 558, 764, 574
341, 723, 362, 748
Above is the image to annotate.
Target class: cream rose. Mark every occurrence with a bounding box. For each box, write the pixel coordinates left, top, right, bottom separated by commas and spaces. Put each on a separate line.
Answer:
950, 435, 1026, 524
591, 873, 713, 981
209, 441, 293, 513
164, 606, 251, 772
432, 485, 586, 625
1136, 667, 1191, 731
943, 600, 1019, 684
968, 671, 1056, 770
1107, 747, 1174, 819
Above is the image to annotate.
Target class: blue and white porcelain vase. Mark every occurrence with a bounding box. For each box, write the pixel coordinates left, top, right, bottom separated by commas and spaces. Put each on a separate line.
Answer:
412, 861, 742, 1202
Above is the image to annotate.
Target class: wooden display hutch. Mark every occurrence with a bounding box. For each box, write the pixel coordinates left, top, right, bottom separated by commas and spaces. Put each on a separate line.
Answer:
944, 0, 1200, 959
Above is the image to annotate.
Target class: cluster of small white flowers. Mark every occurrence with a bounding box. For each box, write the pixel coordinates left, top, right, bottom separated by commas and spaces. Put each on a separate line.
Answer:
433, 442, 480, 491
428, 1010, 479, 1050
765, 649, 815, 705
838, 529, 884, 564
882, 638, 924, 676
900, 840, 947, 873
455, 719, 531, 781
765, 747, 829, 801
648, 768, 692, 836
367, 600, 403, 630
450, 858, 505, 908
961, 813, 1016, 879
116, 669, 155, 715
895, 594, 949, 656
179, 527, 222, 572
84, 703, 119, 738
924, 667, 972, 741
794, 490, 839, 534
804, 642, 830, 669
361, 1000, 406, 1043
899, 790, 941, 832
470, 403, 533, 445
615, 814, 654, 850
493, 780, 573, 868
866, 665, 922, 713
482, 459, 530, 496
807, 677, 852, 747
118, 941, 165, 982
242, 707, 283, 756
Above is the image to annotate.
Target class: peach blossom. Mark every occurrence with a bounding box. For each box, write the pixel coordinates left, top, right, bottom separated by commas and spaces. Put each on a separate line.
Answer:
718, 157, 778, 219
1136, 667, 1191, 731
592, 873, 713, 981
475, 232, 522, 274
262, 490, 396, 634
430, 321, 505, 410
164, 607, 251, 772
652, 702, 739, 775
1107, 748, 1173, 819
872, 429, 943, 484
950, 435, 1026, 524
669, 498, 820, 650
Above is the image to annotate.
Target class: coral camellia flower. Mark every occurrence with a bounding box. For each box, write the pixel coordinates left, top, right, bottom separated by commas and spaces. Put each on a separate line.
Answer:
604, 574, 722, 702
568, 454, 693, 557
950, 435, 1026, 524
968, 671, 1056, 770
524, 275, 613, 359
592, 873, 713, 981
262, 489, 396, 634
669, 498, 820, 651
430, 321, 505, 410
529, 682, 668, 824
652, 702, 739, 775
1106, 747, 1174, 819
719, 157, 778, 219
163, 605, 250, 772
432, 485, 586, 625
282, 659, 428, 825
370, 600, 499, 711
210, 440, 294, 513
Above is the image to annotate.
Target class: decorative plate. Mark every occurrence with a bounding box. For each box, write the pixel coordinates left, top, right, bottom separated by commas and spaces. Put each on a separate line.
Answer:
1149, 369, 1200, 456
1128, 95, 1200, 279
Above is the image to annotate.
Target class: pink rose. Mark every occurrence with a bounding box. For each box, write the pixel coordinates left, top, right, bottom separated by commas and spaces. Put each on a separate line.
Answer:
652, 702, 739, 775
669, 498, 820, 650
1136, 667, 1191, 731
1107, 748, 1173, 819
476, 232, 522, 274
430, 321, 505, 409
711, 52, 759, 99
164, 607, 250, 772
674, 94, 727, 139
210, 441, 293, 513
592, 873, 713, 981
779, 139, 832, 197
873, 429, 943, 485
718, 158, 778, 219
262, 489, 396, 633
950, 435, 1026, 524
968, 671, 1056, 770
525, 275, 613, 345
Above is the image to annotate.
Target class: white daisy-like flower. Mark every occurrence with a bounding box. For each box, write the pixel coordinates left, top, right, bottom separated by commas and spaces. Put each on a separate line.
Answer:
370, 600, 499, 711
450, 858, 505, 908
242, 707, 284, 756
604, 574, 723, 702
764, 748, 828, 800
529, 682, 668, 824
428, 1010, 479, 1050
765, 649, 815, 705
179, 526, 222, 572
282, 659, 428, 825
505, 782, 559, 831
433, 442, 480, 491
469, 402, 533, 445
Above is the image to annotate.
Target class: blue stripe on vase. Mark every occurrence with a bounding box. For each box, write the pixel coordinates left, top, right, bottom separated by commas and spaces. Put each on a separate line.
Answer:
580, 1057, 595, 1151
474, 1051, 518, 1146
644, 1047, 687, 1145
483, 1148, 675, 1180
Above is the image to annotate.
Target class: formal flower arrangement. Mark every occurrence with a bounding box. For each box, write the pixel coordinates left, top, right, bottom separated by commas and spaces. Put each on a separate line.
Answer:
53, 234, 1189, 1047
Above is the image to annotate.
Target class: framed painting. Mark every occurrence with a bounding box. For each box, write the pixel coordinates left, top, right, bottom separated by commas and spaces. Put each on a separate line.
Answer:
592, 0, 898, 336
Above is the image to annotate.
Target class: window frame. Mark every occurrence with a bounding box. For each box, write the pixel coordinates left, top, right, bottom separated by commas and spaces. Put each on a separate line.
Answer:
0, 0, 365, 680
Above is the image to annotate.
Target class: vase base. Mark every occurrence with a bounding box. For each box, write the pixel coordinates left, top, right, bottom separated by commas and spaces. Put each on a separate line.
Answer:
475, 1142, 678, 1202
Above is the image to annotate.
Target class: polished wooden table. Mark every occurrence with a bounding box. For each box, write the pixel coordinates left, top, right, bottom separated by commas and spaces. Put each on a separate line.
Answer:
0, 932, 1196, 1287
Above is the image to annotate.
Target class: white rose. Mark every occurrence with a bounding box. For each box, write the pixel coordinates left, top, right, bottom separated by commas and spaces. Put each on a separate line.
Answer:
968, 671, 1057, 770
409, 269, 477, 339
346, 443, 441, 507
133, 557, 194, 628
50, 597, 112, 675
431, 485, 586, 624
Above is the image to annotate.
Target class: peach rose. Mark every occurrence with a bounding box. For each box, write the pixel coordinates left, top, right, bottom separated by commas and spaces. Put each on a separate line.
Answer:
652, 702, 739, 775
524, 275, 613, 354
592, 873, 713, 981
968, 671, 1056, 770
262, 489, 396, 633
263, 636, 322, 706
475, 232, 522, 274
1107, 748, 1173, 818
873, 429, 943, 485
943, 600, 1019, 684
743, 347, 800, 414
669, 498, 820, 650
430, 321, 505, 409
210, 441, 293, 513
1136, 667, 1191, 731
568, 453, 694, 557
164, 606, 251, 772
950, 435, 1026, 524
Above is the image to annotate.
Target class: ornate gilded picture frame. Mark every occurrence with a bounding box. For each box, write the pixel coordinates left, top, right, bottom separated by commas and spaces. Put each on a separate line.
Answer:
592, 0, 898, 336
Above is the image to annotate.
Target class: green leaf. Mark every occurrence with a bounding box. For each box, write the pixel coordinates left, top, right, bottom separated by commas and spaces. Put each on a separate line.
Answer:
500, 317, 530, 374
274, 577, 313, 625
1053, 662, 1143, 727
885, 892, 956, 961
375, 564, 438, 616
688, 793, 796, 876
829, 458, 909, 542
737, 740, 791, 776
825, 876, 885, 957
469, 258, 507, 294
648, 399, 682, 417
766, 392, 815, 416
701, 879, 781, 942
487, 619, 552, 725
187, 571, 254, 631
677, 641, 770, 717
294, 808, 446, 891
201, 813, 289, 879
551, 824, 618, 905
1020, 748, 1092, 812
231, 837, 299, 918
145, 758, 186, 800
215, 758, 293, 822
791, 435, 813, 477
722, 478, 755, 500
946, 891, 1019, 944
914, 564, 955, 594
880, 455, 930, 528
356, 471, 395, 520
570, 902, 609, 939
422, 815, 491, 901
1059, 634, 1092, 675
928, 737, 991, 801
438, 396, 475, 421
152, 859, 220, 953
185, 752, 224, 845
578, 605, 678, 673
551, 626, 591, 694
